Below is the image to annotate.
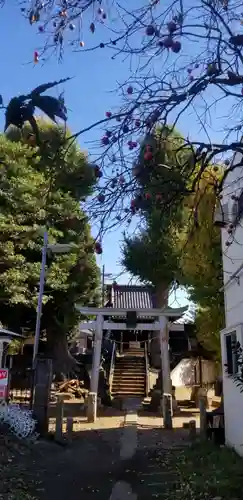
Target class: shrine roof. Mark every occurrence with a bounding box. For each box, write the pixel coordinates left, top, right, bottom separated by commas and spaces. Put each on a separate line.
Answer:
106, 284, 155, 310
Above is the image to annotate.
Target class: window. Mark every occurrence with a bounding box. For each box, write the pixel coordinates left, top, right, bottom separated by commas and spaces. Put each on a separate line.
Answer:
225, 331, 238, 375
232, 189, 243, 224
236, 190, 243, 222
214, 202, 230, 227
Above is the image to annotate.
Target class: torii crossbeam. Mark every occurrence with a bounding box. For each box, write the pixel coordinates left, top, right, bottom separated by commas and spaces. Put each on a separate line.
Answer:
75, 305, 188, 425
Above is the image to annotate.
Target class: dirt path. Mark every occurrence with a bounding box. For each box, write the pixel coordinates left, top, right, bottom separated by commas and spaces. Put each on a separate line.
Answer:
1, 417, 124, 500
34, 428, 123, 500
1, 406, 192, 500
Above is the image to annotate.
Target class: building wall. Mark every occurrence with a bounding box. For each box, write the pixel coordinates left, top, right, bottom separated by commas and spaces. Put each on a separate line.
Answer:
221, 325, 243, 456
221, 152, 243, 455
221, 153, 243, 327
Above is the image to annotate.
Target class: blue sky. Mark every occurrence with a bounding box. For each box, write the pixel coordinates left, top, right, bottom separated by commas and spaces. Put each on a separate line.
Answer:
0, 2, 231, 307
0, 4, 131, 281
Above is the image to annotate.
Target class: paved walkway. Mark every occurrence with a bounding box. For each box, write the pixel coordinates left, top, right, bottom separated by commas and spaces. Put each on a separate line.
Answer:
15, 399, 191, 499
109, 398, 140, 499
109, 398, 190, 500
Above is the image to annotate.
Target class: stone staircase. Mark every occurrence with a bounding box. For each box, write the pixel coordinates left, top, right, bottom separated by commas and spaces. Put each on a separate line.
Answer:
112, 349, 146, 397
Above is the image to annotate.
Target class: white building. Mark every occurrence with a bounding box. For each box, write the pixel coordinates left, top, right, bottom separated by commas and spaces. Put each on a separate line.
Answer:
219, 150, 243, 455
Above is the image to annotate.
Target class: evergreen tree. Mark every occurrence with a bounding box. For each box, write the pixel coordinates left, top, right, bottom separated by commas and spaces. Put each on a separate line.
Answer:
0, 121, 100, 376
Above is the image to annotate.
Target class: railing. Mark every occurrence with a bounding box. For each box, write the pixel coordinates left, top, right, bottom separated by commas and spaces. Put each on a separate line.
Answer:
8, 367, 34, 407
144, 341, 149, 397
108, 342, 116, 390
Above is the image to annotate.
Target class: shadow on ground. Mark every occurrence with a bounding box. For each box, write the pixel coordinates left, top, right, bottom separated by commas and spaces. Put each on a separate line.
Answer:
0, 419, 190, 500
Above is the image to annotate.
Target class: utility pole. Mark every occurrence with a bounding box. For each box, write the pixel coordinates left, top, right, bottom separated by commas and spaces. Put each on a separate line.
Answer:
101, 265, 113, 306
102, 265, 105, 306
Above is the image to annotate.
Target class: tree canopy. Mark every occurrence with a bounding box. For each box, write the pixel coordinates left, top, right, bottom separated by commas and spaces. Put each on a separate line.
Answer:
0, 0, 236, 360
179, 172, 225, 358
122, 128, 224, 356
121, 127, 188, 304
0, 121, 100, 375
6, 0, 241, 243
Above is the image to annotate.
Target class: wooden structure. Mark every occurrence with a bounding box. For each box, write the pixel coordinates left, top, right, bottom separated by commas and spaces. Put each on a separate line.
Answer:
0, 328, 24, 367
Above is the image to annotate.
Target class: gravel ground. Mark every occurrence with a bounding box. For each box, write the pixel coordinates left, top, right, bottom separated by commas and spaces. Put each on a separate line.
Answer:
0, 407, 198, 500
0, 419, 124, 500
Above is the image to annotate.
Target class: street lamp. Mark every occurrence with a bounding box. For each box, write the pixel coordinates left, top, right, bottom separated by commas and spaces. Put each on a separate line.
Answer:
32, 231, 76, 368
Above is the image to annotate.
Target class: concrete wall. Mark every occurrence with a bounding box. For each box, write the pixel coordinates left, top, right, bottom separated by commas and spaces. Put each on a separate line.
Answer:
221, 152, 243, 455
221, 324, 243, 456
221, 152, 243, 327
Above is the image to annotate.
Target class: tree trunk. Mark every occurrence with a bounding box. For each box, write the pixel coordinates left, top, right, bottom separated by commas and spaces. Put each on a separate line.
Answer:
46, 329, 78, 381
154, 283, 169, 308
150, 283, 171, 409
150, 283, 169, 369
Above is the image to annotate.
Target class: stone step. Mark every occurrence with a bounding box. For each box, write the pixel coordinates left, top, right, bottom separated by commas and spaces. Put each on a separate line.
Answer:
123, 349, 144, 353
115, 363, 145, 368
116, 356, 145, 363
116, 363, 145, 368
116, 372, 145, 376
111, 389, 144, 397
114, 366, 145, 373
123, 355, 144, 359
114, 375, 145, 380
115, 368, 145, 372
114, 368, 145, 373
113, 380, 145, 385
112, 390, 145, 396
116, 360, 145, 366
114, 368, 146, 375
114, 370, 146, 378
113, 383, 145, 389
113, 375, 145, 380
116, 360, 145, 364
124, 350, 144, 353
113, 376, 145, 382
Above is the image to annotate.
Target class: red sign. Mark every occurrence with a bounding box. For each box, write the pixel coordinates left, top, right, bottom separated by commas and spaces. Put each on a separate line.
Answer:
0, 369, 8, 380
0, 369, 9, 400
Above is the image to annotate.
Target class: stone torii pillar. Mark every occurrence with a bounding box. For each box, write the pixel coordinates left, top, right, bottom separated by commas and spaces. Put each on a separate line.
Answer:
159, 315, 172, 429
87, 313, 104, 422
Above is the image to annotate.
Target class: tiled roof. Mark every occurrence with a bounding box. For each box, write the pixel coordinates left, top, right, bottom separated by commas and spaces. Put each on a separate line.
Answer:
106, 285, 155, 310
105, 284, 186, 321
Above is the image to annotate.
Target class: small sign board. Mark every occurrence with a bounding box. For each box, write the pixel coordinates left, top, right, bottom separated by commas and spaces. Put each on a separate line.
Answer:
0, 368, 9, 400
129, 341, 141, 349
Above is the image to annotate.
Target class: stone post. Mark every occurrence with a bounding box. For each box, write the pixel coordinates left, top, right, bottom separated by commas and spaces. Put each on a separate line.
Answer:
32, 358, 53, 436
163, 393, 173, 429
189, 419, 197, 439
199, 397, 207, 438
66, 416, 73, 441
159, 315, 173, 429
55, 394, 64, 441
87, 313, 104, 422
87, 392, 97, 422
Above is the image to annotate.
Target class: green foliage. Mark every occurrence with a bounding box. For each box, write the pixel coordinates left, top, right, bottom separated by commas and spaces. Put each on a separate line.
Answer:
0, 122, 100, 360
161, 441, 243, 500
122, 228, 179, 287
123, 127, 224, 356
122, 127, 188, 289
179, 172, 224, 357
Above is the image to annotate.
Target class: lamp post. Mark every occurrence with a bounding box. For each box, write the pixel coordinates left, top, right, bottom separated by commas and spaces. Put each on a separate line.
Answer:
32, 231, 76, 369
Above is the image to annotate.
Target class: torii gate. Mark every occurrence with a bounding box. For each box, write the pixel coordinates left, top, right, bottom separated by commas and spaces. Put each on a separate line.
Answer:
76, 305, 188, 423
